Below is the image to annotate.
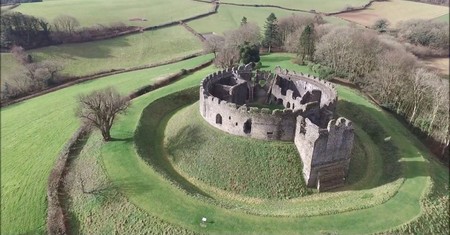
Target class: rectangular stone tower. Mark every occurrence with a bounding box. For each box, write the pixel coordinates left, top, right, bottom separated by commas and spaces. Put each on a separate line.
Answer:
294, 116, 354, 191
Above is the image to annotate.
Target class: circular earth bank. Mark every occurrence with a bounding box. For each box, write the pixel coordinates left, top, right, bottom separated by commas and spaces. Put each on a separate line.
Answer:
164, 102, 310, 199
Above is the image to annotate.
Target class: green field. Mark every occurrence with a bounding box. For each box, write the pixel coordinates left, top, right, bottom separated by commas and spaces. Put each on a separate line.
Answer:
0, 53, 26, 83
0, 54, 213, 234
13, 0, 212, 27
188, 4, 347, 34
28, 26, 203, 78
434, 13, 450, 23
97, 54, 447, 233
220, 0, 371, 13
336, 0, 449, 27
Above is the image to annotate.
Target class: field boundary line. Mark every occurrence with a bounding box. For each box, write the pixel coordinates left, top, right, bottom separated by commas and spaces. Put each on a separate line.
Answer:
180, 21, 206, 42
1, 52, 205, 108
215, 0, 377, 15
47, 125, 91, 235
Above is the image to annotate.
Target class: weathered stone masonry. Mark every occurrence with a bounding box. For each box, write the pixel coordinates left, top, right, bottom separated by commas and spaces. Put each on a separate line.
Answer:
199, 65, 354, 191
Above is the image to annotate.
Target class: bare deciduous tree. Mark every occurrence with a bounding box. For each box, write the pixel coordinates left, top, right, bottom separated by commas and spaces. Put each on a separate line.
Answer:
203, 34, 224, 57
77, 87, 130, 141
224, 22, 261, 48
214, 46, 240, 69
53, 14, 80, 34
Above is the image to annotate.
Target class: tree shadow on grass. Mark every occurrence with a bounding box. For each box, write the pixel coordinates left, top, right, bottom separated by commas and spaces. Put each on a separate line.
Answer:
337, 100, 431, 191
109, 137, 133, 143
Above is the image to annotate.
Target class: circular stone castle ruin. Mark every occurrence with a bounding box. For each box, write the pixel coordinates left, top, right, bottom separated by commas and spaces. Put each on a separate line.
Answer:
199, 65, 354, 191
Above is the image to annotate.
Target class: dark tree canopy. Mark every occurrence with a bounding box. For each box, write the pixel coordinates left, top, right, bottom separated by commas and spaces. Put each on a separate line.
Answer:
0, 12, 52, 49
297, 24, 315, 64
241, 16, 248, 26
262, 13, 280, 53
77, 87, 130, 141
239, 42, 260, 64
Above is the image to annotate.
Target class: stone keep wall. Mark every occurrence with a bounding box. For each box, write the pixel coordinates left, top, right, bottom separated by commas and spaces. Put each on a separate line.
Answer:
294, 116, 354, 189
199, 66, 354, 191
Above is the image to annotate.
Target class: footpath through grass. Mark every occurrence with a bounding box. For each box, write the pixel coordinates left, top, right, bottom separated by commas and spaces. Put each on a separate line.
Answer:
14, 0, 211, 27
0, 54, 212, 234
101, 54, 447, 233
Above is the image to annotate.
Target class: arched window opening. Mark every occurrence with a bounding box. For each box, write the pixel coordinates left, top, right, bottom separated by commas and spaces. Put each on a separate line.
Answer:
243, 119, 252, 134
216, 114, 222, 124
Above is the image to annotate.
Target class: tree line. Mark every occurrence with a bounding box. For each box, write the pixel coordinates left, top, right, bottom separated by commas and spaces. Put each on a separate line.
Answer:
1, 12, 135, 50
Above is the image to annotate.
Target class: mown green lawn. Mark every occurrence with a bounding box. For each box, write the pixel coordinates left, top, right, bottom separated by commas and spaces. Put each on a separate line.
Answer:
13, 0, 212, 27
0, 54, 213, 235
220, 0, 371, 13
29, 26, 203, 78
100, 54, 447, 233
188, 4, 346, 35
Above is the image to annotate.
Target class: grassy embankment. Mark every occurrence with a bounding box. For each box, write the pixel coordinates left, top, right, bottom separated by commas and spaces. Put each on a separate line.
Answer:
99, 54, 447, 233
0, 54, 213, 235
13, 0, 211, 27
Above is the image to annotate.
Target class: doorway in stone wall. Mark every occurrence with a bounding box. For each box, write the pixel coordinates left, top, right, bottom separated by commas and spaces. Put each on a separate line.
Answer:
216, 114, 222, 124
243, 119, 252, 134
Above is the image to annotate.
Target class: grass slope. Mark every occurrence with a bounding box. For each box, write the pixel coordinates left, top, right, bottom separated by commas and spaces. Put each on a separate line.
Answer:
64, 132, 196, 234
336, 0, 449, 27
220, 0, 370, 13
29, 26, 203, 78
100, 54, 447, 233
0, 53, 26, 83
0, 54, 212, 234
164, 102, 309, 199
13, 0, 211, 27
188, 5, 347, 35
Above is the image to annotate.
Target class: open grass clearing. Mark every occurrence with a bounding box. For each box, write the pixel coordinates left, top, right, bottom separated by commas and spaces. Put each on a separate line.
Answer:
220, 0, 370, 13
421, 57, 449, 75
13, 0, 212, 27
28, 26, 203, 79
336, 0, 449, 27
188, 4, 347, 35
0, 54, 212, 235
0, 53, 26, 84
100, 54, 445, 233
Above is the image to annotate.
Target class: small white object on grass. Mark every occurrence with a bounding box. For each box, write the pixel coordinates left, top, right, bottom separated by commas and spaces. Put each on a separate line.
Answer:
202, 217, 207, 223
384, 136, 391, 142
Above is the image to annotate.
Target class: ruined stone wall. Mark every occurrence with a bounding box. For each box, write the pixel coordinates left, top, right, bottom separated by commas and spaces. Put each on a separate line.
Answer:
200, 86, 299, 140
294, 116, 354, 189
